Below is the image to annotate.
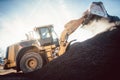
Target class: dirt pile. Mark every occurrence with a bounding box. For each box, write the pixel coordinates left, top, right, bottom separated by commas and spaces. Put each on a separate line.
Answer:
0, 16, 120, 80
26, 16, 120, 80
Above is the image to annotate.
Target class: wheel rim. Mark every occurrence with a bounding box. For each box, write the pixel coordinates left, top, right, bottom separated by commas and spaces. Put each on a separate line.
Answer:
20, 52, 43, 73
26, 58, 37, 69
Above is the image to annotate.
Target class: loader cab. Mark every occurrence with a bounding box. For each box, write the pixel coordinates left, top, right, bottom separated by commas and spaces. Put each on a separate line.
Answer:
35, 25, 59, 46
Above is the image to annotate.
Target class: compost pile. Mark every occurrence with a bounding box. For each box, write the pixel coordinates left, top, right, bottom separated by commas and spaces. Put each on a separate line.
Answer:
0, 15, 120, 80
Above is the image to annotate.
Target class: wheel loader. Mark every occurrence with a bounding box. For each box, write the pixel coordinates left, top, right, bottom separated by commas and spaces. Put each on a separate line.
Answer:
3, 2, 108, 73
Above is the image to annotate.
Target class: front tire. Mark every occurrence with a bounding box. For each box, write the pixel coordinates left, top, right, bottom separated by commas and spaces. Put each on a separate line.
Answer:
20, 52, 43, 73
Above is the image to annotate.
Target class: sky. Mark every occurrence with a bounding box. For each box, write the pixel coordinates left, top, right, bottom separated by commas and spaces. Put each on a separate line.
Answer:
0, 0, 120, 56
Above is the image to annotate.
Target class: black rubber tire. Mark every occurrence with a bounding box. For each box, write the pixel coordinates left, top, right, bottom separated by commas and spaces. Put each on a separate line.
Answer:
20, 52, 43, 73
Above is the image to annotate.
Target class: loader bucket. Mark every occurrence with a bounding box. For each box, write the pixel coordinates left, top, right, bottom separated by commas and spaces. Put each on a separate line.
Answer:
88, 2, 108, 18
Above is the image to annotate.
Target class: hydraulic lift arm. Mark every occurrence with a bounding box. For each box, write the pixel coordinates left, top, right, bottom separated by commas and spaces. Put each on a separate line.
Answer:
58, 2, 108, 56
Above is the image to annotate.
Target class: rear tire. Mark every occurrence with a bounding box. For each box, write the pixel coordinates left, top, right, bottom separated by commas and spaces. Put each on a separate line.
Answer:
20, 52, 43, 73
